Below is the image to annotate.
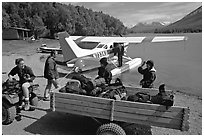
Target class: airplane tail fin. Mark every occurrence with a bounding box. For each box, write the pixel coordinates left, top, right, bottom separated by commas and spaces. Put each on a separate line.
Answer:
58, 32, 86, 62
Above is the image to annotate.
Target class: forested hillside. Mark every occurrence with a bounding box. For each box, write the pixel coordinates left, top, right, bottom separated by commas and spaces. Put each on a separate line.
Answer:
159, 6, 202, 33
128, 6, 202, 33
2, 2, 127, 38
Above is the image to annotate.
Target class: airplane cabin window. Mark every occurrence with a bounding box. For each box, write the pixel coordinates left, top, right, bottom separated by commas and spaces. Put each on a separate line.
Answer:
97, 44, 105, 48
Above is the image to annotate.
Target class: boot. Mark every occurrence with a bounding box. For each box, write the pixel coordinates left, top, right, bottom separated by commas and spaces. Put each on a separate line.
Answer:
24, 100, 30, 111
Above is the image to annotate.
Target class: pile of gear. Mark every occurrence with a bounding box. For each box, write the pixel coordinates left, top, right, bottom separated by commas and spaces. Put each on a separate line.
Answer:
59, 76, 174, 106
59, 77, 127, 101
127, 84, 174, 106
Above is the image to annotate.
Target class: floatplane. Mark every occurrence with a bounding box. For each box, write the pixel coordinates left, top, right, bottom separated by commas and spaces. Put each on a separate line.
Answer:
53, 31, 187, 77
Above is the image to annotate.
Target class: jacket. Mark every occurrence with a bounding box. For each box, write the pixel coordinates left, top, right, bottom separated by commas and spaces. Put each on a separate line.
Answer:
44, 56, 59, 80
97, 64, 112, 84
112, 45, 124, 56
8, 65, 35, 84
138, 67, 156, 88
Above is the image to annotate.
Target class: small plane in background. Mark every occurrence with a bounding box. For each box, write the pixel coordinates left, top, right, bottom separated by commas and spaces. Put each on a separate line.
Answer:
37, 44, 61, 53
55, 31, 187, 77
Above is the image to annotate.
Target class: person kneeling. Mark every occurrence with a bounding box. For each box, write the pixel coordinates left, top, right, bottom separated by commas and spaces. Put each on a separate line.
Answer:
8, 58, 36, 111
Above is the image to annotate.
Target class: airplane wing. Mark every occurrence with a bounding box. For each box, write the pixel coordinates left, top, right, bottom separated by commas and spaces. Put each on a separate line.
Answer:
70, 35, 187, 43
80, 36, 146, 43
38, 35, 187, 53
151, 36, 187, 42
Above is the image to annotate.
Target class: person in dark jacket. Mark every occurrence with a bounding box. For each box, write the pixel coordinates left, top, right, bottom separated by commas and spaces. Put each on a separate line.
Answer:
43, 51, 59, 101
138, 60, 156, 88
112, 43, 124, 67
96, 57, 112, 84
8, 58, 36, 111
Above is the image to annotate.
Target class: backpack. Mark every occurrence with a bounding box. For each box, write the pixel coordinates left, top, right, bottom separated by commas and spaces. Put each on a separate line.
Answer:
98, 85, 127, 100
127, 92, 152, 103
2, 79, 21, 95
72, 74, 94, 92
97, 78, 127, 100
59, 80, 86, 95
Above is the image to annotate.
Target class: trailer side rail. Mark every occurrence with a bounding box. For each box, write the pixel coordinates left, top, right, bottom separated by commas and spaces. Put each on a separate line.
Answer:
50, 91, 189, 131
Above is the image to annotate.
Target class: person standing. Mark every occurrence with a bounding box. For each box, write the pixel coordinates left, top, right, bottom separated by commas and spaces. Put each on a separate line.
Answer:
43, 51, 59, 101
8, 58, 36, 110
112, 43, 124, 67
138, 60, 156, 88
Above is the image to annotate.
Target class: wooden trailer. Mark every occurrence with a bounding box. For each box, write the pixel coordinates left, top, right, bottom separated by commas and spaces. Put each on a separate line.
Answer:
50, 86, 189, 135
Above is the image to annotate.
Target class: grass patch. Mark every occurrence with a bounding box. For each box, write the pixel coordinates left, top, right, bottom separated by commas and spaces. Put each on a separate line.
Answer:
2, 38, 59, 55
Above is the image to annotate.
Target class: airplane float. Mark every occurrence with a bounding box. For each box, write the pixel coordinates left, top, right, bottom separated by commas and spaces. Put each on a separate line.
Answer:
54, 31, 187, 77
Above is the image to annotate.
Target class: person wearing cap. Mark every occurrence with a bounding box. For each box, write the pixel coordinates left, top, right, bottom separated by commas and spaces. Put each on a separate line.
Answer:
8, 58, 36, 111
96, 57, 112, 84
138, 60, 156, 88
43, 50, 60, 101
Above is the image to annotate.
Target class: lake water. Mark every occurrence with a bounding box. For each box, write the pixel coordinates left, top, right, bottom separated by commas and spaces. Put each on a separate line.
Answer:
3, 33, 201, 96
121, 33, 202, 96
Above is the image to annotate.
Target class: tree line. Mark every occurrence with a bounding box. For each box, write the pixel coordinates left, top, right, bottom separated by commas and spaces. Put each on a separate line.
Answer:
2, 2, 127, 38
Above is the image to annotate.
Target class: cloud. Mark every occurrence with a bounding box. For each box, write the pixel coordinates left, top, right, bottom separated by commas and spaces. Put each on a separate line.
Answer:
94, 2, 115, 8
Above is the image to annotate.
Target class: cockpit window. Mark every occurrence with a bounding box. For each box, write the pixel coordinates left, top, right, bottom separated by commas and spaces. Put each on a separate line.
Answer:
97, 44, 105, 48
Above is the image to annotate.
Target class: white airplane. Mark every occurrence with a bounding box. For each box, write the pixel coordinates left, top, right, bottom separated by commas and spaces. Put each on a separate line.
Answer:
56, 31, 187, 77
38, 33, 187, 55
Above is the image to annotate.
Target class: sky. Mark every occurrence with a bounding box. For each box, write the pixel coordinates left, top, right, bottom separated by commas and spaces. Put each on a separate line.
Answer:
68, 2, 202, 28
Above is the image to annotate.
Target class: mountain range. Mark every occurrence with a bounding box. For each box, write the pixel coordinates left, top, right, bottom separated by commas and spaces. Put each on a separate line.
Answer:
129, 6, 202, 33
128, 22, 165, 33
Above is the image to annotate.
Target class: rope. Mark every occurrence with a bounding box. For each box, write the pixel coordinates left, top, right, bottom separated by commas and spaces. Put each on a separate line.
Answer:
110, 60, 118, 68
58, 67, 75, 83
50, 67, 75, 92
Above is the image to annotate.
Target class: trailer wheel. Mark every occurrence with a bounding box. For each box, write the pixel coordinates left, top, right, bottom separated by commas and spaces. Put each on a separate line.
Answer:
121, 123, 152, 135
2, 101, 16, 125
96, 123, 126, 135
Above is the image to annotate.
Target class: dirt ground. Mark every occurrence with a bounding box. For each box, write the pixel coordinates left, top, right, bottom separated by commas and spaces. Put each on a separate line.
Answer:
2, 39, 202, 135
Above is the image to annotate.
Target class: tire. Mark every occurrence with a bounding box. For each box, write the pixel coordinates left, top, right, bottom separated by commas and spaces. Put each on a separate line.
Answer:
121, 123, 152, 135
2, 101, 16, 125
96, 123, 126, 135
